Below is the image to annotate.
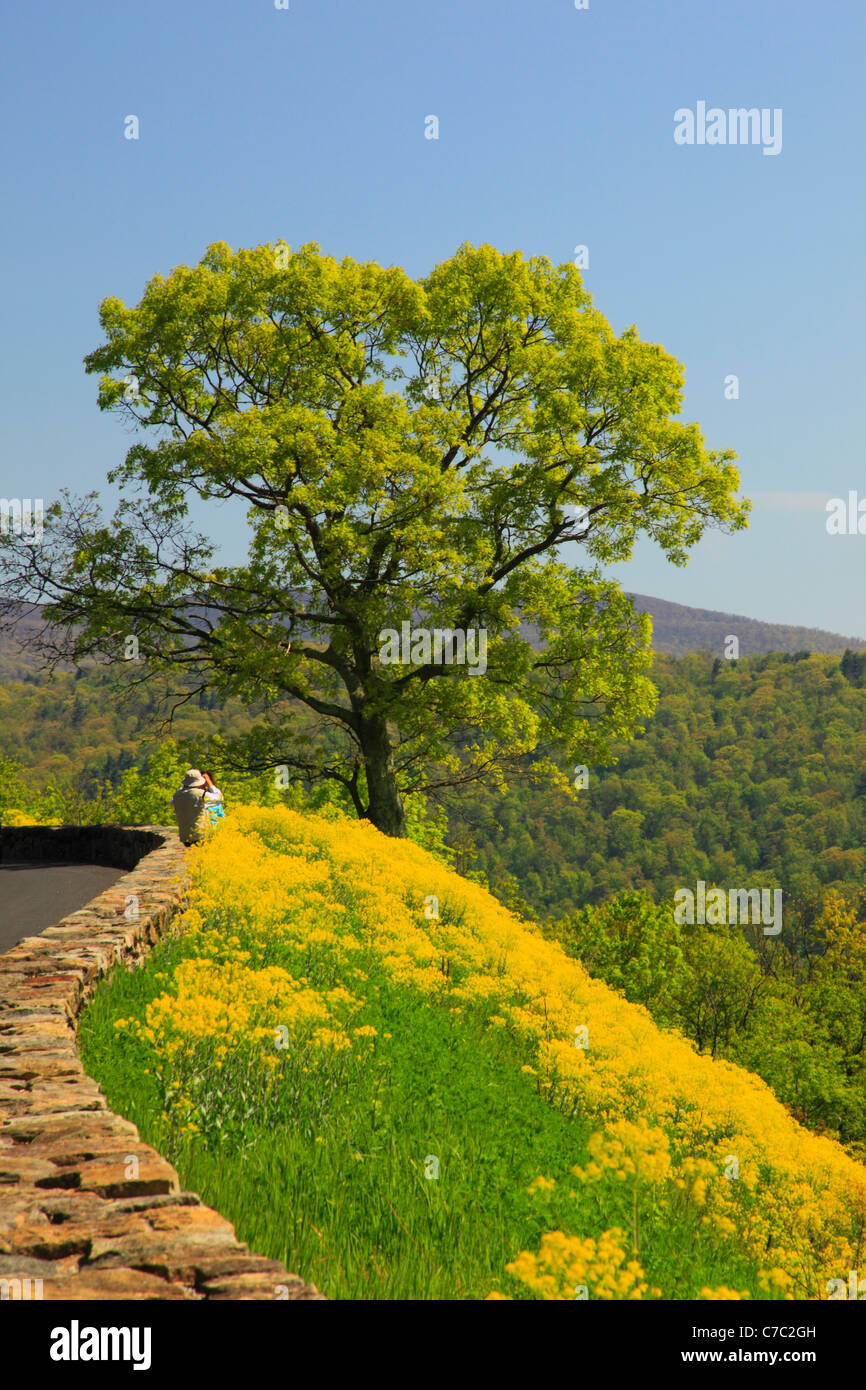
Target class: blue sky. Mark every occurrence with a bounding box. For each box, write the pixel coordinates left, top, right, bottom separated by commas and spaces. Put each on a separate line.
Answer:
2, 0, 864, 637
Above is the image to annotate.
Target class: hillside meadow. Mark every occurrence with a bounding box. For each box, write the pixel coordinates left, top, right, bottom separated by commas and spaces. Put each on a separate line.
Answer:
79, 806, 866, 1301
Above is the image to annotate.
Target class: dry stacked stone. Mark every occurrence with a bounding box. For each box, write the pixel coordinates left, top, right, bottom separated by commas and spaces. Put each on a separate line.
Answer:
0, 825, 323, 1301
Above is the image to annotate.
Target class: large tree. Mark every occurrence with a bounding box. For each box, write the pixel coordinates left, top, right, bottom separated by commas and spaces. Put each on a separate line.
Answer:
0, 241, 748, 835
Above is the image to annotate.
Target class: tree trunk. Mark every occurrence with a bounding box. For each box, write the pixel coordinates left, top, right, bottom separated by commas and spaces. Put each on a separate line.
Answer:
360, 714, 407, 837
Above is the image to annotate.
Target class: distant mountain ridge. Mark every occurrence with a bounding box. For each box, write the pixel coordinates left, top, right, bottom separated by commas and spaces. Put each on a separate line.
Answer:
1, 594, 864, 682
627, 593, 866, 657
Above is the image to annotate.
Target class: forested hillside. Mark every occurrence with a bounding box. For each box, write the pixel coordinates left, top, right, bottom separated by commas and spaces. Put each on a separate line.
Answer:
5, 643, 866, 932
455, 650, 866, 924
3, 593, 864, 687
0, 666, 264, 786
628, 594, 866, 658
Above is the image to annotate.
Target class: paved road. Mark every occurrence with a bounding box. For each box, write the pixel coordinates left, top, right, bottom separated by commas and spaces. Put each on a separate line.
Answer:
0, 862, 125, 956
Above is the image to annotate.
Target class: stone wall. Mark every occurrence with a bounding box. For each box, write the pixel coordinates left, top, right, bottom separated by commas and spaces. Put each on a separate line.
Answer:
0, 824, 166, 870
0, 826, 323, 1301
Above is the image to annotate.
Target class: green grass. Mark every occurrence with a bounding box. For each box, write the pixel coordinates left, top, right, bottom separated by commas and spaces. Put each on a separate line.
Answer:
79, 920, 775, 1300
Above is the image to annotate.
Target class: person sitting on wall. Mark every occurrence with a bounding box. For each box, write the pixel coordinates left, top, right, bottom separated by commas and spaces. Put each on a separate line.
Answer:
201, 770, 226, 827
171, 769, 212, 847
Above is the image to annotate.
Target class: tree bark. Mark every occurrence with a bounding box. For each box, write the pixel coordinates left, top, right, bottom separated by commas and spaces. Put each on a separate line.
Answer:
360, 714, 407, 837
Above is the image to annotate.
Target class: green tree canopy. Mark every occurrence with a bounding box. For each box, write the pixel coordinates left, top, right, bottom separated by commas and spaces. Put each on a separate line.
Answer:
0, 241, 747, 834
